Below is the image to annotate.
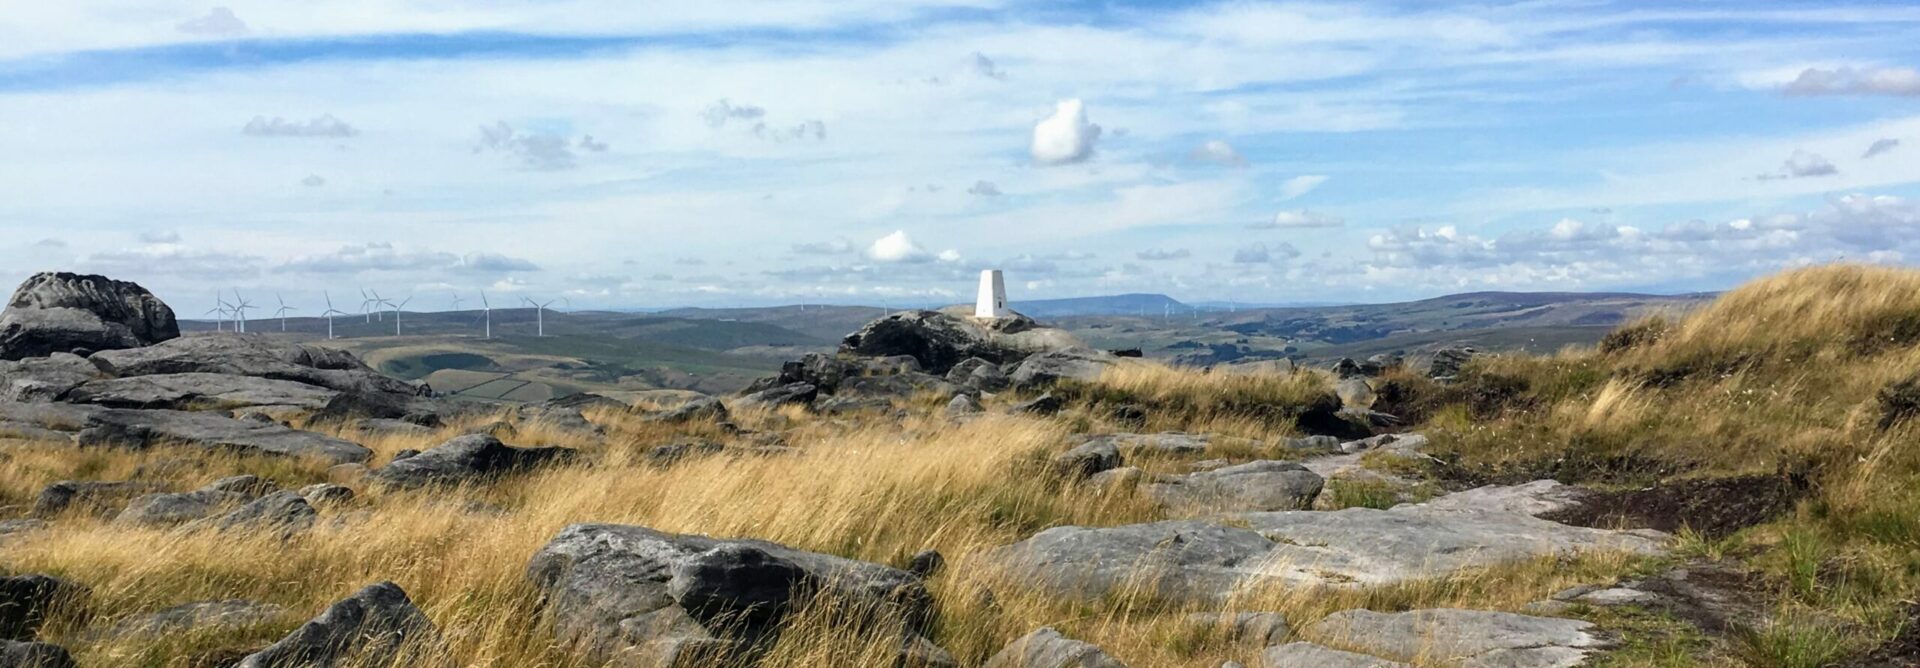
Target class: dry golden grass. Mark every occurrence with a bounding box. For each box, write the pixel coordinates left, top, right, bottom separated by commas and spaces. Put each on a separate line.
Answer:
8, 263, 1920, 667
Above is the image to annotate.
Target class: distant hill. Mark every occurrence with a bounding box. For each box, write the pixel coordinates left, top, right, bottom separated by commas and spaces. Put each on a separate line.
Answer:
1011, 293, 1189, 317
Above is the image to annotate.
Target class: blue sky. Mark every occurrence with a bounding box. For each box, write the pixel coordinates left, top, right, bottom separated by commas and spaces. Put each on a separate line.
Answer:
2, 1, 1918, 310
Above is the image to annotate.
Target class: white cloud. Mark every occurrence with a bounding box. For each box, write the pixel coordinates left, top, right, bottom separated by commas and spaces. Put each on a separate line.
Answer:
1758, 149, 1838, 179
700, 99, 766, 127
1031, 99, 1101, 165
243, 114, 358, 138
1278, 175, 1329, 200
1864, 137, 1901, 159
867, 230, 933, 263
1784, 67, 1920, 97
1190, 139, 1247, 167
1252, 209, 1344, 229
477, 122, 593, 170
177, 7, 248, 36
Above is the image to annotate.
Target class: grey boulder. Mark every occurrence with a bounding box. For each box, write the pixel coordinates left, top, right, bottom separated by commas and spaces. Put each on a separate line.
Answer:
236, 581, 439, 668
733, 382, 818, 411
1010, 348, 1117, 389
642, 395, 729, 424
1051, 440, 1122, 479
372, 434, 574, 488
982, 627, 1127, 668
75, 408, 372, 463
525, 523, 934, 664
0, 354, 99, 402
0, 272, 177, 361
1145, 461, 1324, 513
2, 574, 85, 641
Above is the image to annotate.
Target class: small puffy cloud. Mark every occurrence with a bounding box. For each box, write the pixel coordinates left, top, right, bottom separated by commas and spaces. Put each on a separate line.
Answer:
700, 99, 767, 127
1251, 210, 1344, 229
1759, 149, 1838, 180
867, 230, 933, 263
301, 174, 327, 188
1136, 248, 1191, 261
937, 249, 963, 263
1190, 140, 1247, 167
243, 114, 357, 138
1031, 99, 1101, 165
178, 7, 247, 36
1864, 138, 1901, 159
792, 239, 856, 255
577, 135, 609, 153
1278, 175, 1329, 201
139, 230, 181, 244
967, 180, 1002, 196
1232, 244, 1270, 264
477, 122, 596, 171
1783, 67, 1920, 97
970, 52, 1007, 81
1367, 225, 1499, 268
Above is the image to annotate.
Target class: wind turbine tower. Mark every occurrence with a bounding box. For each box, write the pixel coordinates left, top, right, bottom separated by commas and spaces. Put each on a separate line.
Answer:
392, 295, 413, 336
231, 291, 254, 333
524, 296, 557, 337
480, 291, 493, 339
321, 292, 348, 340
273, 293, 296, 332
206, 294, 231, 333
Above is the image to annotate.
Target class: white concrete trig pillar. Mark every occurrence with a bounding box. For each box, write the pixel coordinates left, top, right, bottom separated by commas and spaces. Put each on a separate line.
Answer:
975, 269, 1009, 318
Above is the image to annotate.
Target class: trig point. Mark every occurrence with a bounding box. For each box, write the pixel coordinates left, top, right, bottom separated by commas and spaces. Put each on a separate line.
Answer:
975, 269, 1010, 319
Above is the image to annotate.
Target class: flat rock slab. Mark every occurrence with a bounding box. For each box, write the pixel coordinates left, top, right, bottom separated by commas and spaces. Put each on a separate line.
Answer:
1262, 642, 1410, 668
0, 354, 99, 403
65, 373, 340, 410
1308, 609, 1606, 668
0, 401, 370, 463
1074, 432, 1254, 457
989, 494, 1667, 602
1146, 460, 1324, 513
79, 408, 372, 463
525, 523, 933, 664
1412, 480, 1592, 518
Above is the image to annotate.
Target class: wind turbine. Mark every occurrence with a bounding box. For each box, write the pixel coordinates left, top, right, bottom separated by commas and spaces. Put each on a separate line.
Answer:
321, 291, 349, 339
359, 289, 377, 323
273, 293, 296, 331
450, 292, 465, 312
368, 290, 392, 322
479, 291, 492, 339
524, 296, 558, 337
392, 295, 413, 336
205, 293, 231, 333
230, 290, 254, 333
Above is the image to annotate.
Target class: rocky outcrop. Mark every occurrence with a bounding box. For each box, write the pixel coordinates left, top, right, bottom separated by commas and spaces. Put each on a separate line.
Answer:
64, 373, 340, 411
198, 490, 316, 538
372, 434, 574, 488
1010, 348, 1119, 389
733, 382, 818, 411
840, 310, 1084, 375
235, 581, 439, 668
509, 404, 603, 438
74, 407, 372, 463
982, 627, 1127, 668
0, 354, 99, 402
1305, 609, 1607, 668
0, 272, 177, 361
642, 395, 729, 424
1145, 461, 1324, 513
90, 335, 425, 416
987, 490, 1669, 603
1052, 440, 1122, 479
525, 523, 937, 665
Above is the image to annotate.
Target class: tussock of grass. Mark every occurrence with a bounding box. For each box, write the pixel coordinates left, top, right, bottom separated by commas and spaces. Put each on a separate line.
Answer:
1052, 363, 1337, 437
